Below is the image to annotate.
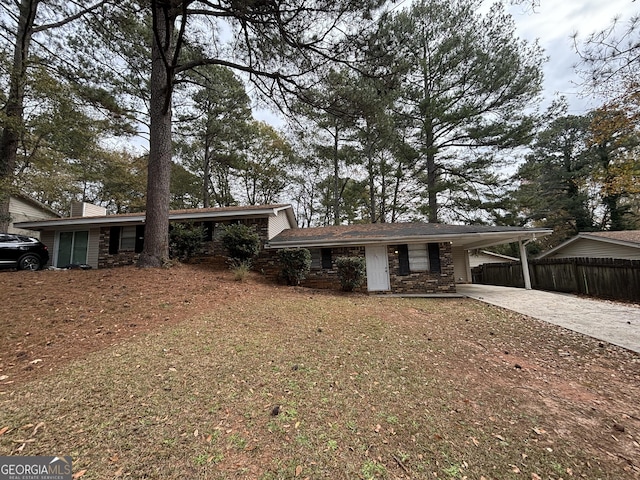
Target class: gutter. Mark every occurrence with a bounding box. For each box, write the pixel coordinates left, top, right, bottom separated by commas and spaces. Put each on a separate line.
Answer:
16, 205, 297, 230
265, 229, 552, 249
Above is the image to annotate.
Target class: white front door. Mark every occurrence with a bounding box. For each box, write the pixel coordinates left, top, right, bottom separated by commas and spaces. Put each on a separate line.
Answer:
365, 245, 390, 292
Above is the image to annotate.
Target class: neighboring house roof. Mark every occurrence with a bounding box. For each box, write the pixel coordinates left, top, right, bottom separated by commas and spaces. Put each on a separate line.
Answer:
538, 230, 640, 259
583, 230, 640, 245
15, 204, 297, 230
11, 193, 62, 218
267, 222, 551, 250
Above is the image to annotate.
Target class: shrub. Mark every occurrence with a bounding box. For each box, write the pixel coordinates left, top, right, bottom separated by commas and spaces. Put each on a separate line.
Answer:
335, 256, 366, 292
278, 248, 311, 285
169, 223, 205, 261
232, 261, 251, 282
220, 223, 260, 266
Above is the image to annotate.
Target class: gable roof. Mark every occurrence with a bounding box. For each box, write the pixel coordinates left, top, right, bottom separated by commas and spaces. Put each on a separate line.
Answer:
11, 192, 62, 218
267, 222, 551, 250
15, 204, 297, 230
583, 230, 640, 245
538, 230, 640, 258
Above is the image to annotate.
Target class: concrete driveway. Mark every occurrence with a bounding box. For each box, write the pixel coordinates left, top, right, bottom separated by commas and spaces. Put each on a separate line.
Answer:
457, 284, 640, 354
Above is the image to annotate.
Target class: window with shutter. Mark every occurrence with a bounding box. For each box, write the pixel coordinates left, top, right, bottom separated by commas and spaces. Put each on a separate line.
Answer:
408, 244, 429, 271
120, 226, 137, 251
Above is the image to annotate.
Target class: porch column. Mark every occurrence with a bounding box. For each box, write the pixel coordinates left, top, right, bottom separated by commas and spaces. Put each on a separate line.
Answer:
464, 250, 472, 283
518, 240, 532, 290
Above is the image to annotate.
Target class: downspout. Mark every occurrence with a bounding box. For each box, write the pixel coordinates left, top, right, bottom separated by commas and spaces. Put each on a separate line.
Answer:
519, 239, 532, 290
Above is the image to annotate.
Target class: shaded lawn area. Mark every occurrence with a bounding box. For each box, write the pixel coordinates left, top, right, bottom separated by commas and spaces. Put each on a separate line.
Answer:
0, 265, 639, 479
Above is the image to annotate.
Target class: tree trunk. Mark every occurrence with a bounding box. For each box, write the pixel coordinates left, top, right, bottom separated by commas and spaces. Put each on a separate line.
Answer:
332, 124, 340, 225
424, 119, 438, 223
138, 1, 175, 267
0, 0, 39, 231
203, 136, 211, 208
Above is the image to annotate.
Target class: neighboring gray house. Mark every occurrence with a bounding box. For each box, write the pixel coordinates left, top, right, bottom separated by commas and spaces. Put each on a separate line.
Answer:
537, 231, 640, 261
7, 193, 61, 236
16, 203, 296, 269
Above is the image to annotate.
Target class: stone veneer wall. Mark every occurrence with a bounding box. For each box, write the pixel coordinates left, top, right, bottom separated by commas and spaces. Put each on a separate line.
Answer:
306, 246, 366, 291
98, 227, 139, 268
386, 242, 455, 294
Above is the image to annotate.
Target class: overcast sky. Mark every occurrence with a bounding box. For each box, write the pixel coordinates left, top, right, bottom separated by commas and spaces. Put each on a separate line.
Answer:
505, 0, 638, 114
252, 1, 639, 126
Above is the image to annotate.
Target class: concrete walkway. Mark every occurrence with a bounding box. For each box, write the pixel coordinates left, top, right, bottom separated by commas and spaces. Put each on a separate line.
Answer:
457, 284, 640, 354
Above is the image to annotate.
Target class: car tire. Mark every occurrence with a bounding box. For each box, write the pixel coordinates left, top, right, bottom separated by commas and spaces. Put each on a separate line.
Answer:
18, 254, 41, 271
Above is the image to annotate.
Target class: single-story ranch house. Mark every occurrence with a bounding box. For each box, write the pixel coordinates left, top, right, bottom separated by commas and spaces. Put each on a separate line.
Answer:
16, 202, 551, 294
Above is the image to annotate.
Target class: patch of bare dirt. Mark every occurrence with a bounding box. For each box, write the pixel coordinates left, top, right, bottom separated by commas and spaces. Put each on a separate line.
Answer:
0, 263, 280, 386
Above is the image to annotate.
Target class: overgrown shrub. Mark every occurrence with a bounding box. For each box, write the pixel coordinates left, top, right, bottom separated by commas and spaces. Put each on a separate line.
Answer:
169, 223, 205, 261
220, 223, 260, 267
335, 256, 366, 292
278, 248, 311, 285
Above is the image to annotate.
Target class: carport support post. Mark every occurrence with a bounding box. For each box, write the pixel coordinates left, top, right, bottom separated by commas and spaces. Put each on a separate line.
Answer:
519, 240, 532, 290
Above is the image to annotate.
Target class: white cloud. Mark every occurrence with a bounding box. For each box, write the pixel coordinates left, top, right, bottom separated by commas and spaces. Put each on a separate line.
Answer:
506, 0, 638, 114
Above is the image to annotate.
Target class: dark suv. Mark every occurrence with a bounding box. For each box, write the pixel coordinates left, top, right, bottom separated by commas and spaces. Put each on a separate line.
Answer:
0, 233, 49, 270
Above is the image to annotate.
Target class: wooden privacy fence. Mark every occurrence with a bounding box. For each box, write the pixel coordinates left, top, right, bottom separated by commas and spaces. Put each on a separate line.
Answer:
473, 257, 640, 303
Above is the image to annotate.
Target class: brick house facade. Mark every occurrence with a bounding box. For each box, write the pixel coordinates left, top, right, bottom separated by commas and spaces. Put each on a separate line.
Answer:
97, 217, 273, 269
16, 203, 551, 292
261, 243, 455, 294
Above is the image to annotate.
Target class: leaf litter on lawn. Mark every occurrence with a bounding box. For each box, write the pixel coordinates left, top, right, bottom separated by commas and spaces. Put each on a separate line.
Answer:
0, 264, 639, 479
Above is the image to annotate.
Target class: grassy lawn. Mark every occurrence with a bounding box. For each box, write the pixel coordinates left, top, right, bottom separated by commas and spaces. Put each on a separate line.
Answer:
1, 266, 639, 479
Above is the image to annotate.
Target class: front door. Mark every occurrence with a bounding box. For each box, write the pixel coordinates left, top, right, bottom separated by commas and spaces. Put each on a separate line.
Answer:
365, 245, 390, 292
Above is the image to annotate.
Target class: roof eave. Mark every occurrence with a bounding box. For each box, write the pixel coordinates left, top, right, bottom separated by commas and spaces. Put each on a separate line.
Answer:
16, 204, 298, 230
579, 233, 640, 249
266, 229, 552, 250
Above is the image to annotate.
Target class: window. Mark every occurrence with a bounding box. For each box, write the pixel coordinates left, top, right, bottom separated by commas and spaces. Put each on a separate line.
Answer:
120, 226, 137, 251
0, 234, 18, 243
397, 243, 441, 275
310, 248, 333, 269
109, 225, 144, 254
408, 244, 429, 271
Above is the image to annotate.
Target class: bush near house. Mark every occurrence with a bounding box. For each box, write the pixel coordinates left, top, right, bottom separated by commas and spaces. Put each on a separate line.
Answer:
278, 248, 311, 285
169, 223, 205, 261
220, 223, 260, 268
336, 256, 366, 292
